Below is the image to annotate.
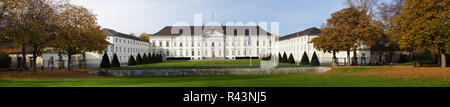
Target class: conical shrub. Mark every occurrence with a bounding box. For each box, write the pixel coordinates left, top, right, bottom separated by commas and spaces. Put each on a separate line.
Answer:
136, 53, 142, 65
100, 52, 111, 68
300, 52, 310, 65
311, 52, 320, 66
283, 52, 288, 63
142, 53, 148, 64
288, 53, 295, 64
128, 55, 136, 66
111, 53, 120, 67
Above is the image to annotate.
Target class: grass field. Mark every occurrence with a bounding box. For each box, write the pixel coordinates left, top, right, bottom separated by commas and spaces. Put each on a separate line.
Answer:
109, 60, 309, 70
0, 65, 449, 87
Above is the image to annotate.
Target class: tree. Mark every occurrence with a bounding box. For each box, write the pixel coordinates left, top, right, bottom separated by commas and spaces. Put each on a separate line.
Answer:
344, 0, 380, 17
127, 55, 136, 66
278, 53, 283, 63
0, 52, 11, 68
100, 52, 111, 68
311, 52, 320, 66
393, 0, 449, 68
147, 53, 154, 63
111, 53, 120, 67
282, 52, 288, 63
313, 7, 384, 66
142, 53, 148, 64
288, 53, 295, 64
3, 0, 59, 72
51, 3, 108, 70
136, 53, 142, 65
300, 52, 310, 65
139, 33, 151, 40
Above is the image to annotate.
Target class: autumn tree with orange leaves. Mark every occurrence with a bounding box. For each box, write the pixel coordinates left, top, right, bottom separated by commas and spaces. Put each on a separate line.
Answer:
312, 7, 384, 66
392, 0, 449, 68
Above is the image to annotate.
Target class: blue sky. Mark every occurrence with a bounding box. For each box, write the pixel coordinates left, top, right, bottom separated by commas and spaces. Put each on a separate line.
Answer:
71, 0, 348, 36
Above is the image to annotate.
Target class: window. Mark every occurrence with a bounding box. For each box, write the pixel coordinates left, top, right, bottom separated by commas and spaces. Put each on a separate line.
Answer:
180, 42, 183, 47
159, 42, 162, 47
166, 42, 169, 47
192, 51, 195, 56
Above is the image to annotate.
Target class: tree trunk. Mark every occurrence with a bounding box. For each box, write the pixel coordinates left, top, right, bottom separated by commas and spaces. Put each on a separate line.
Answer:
441, 49, 446, 68
19, 43, 26, 73
332, 51, 338, 67
31, 45, 37, 72
81, 52, 87, 69
353, 49, 358, 66
67, 52, 72, 70
347, 50, 351, 66
57, 52, 63, 70
411, 51, 416, 68
390, 51, 394, 67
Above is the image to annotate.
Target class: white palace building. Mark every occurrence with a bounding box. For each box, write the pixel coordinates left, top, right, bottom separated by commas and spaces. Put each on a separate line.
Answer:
149, 26, 274, 60
8, 26, 376, 69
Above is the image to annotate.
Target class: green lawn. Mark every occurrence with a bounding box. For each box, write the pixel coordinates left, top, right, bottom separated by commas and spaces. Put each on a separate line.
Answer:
144, 60, 262, 65
1, 73, 448, 87
1, 60, 448, 87
110, 60, 309, 70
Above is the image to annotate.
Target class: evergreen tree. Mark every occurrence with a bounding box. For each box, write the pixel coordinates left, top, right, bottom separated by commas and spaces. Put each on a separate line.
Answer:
128, 55, 136, 66
288, 53, 295, 64
148, 53, 152, 63
136, 53, 142, 65
283, 52, 288, 63
111, 53, 120, 67
311, 52, 320, 66
142, 53, 148, 64
159, 54, 164, 62
278, 53, 283, 63
100, 52, 111, 68
300, 52, 310, 65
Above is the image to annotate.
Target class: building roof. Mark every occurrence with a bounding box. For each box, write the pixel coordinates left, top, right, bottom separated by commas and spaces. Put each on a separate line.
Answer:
280, 27, 321, 41
153, 26, 272, 36
101, 28, 149, 42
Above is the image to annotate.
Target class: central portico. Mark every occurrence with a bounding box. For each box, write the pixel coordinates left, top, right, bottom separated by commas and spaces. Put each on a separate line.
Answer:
149, 26, 274, 60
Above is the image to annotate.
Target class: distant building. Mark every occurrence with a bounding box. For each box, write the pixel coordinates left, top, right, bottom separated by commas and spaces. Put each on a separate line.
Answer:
149, 26, 274, 60
6, 28, 150, 69
279, 27, 372, 66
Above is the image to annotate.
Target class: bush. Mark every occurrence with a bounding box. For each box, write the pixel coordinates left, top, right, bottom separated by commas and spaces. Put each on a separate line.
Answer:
100, 53, 111, 68
158, 54, 163, 62
282, 52, 288, 63
311, 52, 320, 66
300, 52, 310, 65
142, 53, 148, 64
111, 53, 120, 67
136, 53, 142, 65
0, 52, 11, 68
128, 55, 136, 66
398, 54, 410, 63
288, 53, 295, 64
278, 53, 283, 63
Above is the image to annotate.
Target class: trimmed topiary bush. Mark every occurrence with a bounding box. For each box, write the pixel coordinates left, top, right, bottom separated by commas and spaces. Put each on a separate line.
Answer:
111, 53, 120, 67
278, 53, 283, 63
311, 52, 320, 66
142, 53, 148, 64
100, 52, 111, 68
283, 52, 288, 63
128, 55, 136, 66
288, 53, 295, 64
300, 52, 310, 65
0, 52, 11, 68
136, 53, 142, 65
